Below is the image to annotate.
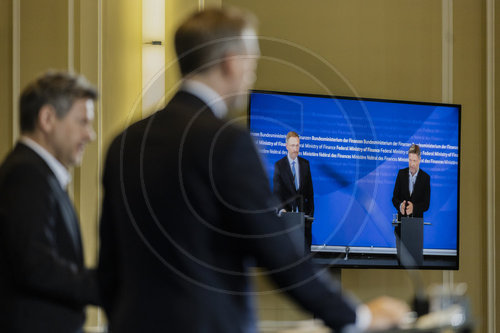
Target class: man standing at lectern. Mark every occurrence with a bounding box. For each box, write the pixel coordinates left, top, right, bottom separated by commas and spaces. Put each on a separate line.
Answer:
273, 131, 314, 216
273, 131, 314, 250
392, 144, 431, 262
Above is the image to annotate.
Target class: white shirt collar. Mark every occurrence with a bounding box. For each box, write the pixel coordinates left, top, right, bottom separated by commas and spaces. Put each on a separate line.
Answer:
410, 168, 419, 180
181, 79, 228, 119
20, 136, 71, 189
287, 154, 298, 165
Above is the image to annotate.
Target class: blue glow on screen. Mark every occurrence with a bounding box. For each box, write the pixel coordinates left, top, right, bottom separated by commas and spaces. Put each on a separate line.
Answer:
249, 92, 460, 251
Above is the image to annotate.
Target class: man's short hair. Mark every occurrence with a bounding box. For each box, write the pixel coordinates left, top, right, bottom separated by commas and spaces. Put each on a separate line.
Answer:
408, 144, 421, 158
20, 71, 97, 133
174, 7, 258, 77
286, 131, 299, 142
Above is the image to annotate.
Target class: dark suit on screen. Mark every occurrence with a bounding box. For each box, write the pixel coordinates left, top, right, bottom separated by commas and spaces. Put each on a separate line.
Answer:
0, 143, 99, 333
98, 91, 357, 333
273, 156, 314, 217
273, 156, 314, 250
391, 167, 431, 262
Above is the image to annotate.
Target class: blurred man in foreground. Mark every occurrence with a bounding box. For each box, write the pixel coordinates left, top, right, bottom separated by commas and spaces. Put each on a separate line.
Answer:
98, 7, 408, 333
0, 72, 100, 332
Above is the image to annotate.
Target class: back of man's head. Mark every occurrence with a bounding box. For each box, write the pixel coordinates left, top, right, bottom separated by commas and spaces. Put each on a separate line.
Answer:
174, 7, 258, 77
20, 71, 97, 133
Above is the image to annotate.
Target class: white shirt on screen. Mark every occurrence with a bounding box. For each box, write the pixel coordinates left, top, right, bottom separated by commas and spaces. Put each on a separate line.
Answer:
409, 168, 419, 195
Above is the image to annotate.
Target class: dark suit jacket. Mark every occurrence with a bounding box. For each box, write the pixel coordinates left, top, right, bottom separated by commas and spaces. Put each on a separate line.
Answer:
0, 143, 99, 333
273, 156, 314, 216
392, 167, 431, 220
98, 91, 357, 333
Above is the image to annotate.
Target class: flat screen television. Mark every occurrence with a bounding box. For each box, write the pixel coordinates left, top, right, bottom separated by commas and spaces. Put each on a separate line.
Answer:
248, 90, 460, 269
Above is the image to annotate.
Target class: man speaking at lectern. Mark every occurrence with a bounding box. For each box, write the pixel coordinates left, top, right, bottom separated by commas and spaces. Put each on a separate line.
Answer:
273, 131, 314, 250
273, 131, 314, 217
392, 144, 431, 261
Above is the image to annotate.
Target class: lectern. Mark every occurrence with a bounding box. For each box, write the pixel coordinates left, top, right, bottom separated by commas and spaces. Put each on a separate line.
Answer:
396, 217, 424, 266
280, 212, 305, 255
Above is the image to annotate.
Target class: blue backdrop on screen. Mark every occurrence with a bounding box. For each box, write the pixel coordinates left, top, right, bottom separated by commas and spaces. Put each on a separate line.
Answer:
249, 92, 459, 251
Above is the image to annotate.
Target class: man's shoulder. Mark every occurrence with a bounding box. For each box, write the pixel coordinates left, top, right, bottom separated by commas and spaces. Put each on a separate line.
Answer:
106, 91, 217, 150
398, 167, 409, 175
105, 90, 253, 162
298, 156, 310, 164
0, 145, 52, 191
0, 144, 49, 176
274, 156, 288, 166
418, 169, 430, 179
162, 90, 234, 134
164, 90, 211, 117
